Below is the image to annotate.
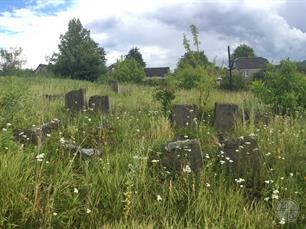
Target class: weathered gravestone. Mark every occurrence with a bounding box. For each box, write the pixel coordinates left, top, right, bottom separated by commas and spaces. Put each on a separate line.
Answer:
65, 88, 86, 112
214, 103, 238, 131
218, 134, 262, 190
89, 95, 110, 113
159, 139, 203, 173
170, 104, 199, 128
108, 79, 119, 93
61, 140, 101, 157
14, 119, 60, 145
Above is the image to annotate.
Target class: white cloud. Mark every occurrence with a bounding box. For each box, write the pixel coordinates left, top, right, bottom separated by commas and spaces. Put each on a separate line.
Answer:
0, 0, 305, 70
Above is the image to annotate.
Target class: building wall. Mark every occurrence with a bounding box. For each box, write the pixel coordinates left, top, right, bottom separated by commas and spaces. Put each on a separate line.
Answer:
232, 68, 262, 77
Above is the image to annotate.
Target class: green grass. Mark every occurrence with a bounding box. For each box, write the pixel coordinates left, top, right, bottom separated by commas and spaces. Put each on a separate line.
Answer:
0, 76, 305, 228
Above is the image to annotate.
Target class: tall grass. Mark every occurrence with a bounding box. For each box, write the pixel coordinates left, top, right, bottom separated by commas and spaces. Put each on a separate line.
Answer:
0, 76, 305, 228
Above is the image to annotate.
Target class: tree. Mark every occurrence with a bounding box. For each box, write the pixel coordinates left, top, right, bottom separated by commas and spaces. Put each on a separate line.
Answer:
0, 47, 26, 75
125, 47, 146, 67
251, 60, 306, 114
231, 44, 255, 61
175, 25, 215, 111
111, 57, 145, 83
51, 18, 106, 81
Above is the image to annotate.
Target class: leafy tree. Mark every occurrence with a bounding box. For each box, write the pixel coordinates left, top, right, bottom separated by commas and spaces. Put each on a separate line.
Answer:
111, 57, 145, 83
0, 47, 26, 75
251, 60, 306, 114
231, 44, 255, 61
51, 18, 106, 81
175, 25, 215, 111
125, 47, 146, 67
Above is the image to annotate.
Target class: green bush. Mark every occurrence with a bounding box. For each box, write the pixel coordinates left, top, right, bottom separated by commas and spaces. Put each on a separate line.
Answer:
219, 73, 249, 91
111, 58, 145, 83
251, 60, 306, 114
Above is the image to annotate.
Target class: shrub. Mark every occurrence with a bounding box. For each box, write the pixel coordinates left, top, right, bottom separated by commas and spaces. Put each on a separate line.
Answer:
251, 60, 306, 114
219, 73, 249, 91
111, 58, 145, 83
153, 79, 176, 117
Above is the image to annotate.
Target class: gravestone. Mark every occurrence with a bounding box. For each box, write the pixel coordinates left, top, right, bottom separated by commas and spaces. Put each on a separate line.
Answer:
88, 95, 110, 113
170, 104, 199, 128
14, 119, 61, 145
214, 103, 238, 131
61, 140, 101, 157
65, 89, 86, 112
108, 79, 119, 93
160, 139, 203, 173
218, 134, 262, 190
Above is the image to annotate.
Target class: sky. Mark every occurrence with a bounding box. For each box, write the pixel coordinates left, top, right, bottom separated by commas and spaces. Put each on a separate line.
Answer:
0, 0, 305, 70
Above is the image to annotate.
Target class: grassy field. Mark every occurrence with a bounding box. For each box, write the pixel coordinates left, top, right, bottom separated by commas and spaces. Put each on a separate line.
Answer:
0, 76, 305, 228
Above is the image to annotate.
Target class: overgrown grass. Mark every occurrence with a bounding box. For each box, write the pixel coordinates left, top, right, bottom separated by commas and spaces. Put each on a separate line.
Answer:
0, 76, 305, 228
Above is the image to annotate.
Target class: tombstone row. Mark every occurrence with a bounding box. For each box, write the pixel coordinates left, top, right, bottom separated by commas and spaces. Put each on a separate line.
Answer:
65, 88, 110, 113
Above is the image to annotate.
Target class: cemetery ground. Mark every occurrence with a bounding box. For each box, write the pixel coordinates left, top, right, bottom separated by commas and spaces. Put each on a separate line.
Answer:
0, 76, 305, 228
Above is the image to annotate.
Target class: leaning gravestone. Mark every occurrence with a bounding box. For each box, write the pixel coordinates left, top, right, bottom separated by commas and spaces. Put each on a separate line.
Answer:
159, 139, 203, 173
88, 95, 110, 113
170, 104, 199, 128
218, 134, 262, 192
65, 89, 86, 112
108, 79, 119, 93
214, 103, 238, 131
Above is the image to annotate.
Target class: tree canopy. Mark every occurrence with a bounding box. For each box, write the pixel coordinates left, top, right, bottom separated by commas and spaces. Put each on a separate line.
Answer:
231, 44, 255, 61
125, 47, 146, 68
111, 57, 145, 83
50, 18, 106, 81
0, 47, 26, 75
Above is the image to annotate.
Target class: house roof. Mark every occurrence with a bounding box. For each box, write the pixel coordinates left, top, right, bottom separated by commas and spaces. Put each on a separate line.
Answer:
34, 64, 48, 74
144, 67, 170, 77
233, 57, 268, 70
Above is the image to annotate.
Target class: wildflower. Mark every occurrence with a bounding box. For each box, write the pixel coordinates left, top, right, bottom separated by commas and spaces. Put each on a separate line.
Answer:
205, 154, 210, 159
240, 185, 244, 188
229, 160, 234, 163
280, 177, 284, 180
272, 193, 279, 199
151, 159, 159, 163
279, 218, 286, 225
184, 135, 188, 138
235, 149, 239, 152
225, 157, 230, 161
182, 164, 191, 174
220, 160, 225, 165
185, 148, 192, 152
46, 133, 51, 137
74, 188, 79, 194
264, 197, 270, 202
249, 133, 256, 137
220, 150, 224, 155
239, 136, 244, 140
86, 208, 91, 214
6, 123, 12, 127
294, 191, 299, 194
53, 212, 57, 216
273, 189, 279, 194
2, 128, 7, 132
88, 118, 91, 122
290, 173, 294, 177
206, 183, 211, 187
235, 178, 245, 183
265, 152, 271, 156
264, 180, 273, 184
136, 129, 140, 132
36, 153, 45, 162
46, 161, 50, 164
156, 195, 162, 201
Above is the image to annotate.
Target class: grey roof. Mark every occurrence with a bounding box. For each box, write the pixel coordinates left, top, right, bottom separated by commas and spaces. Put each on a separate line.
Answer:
233, 57, 268, 70
144, 67, 170, 77
34, 64, 48, 74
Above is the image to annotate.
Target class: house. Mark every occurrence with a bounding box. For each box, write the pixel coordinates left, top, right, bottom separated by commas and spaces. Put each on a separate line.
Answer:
144, 67, 170, 78
232, 57, 268, 77
34, 64, 48, 74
